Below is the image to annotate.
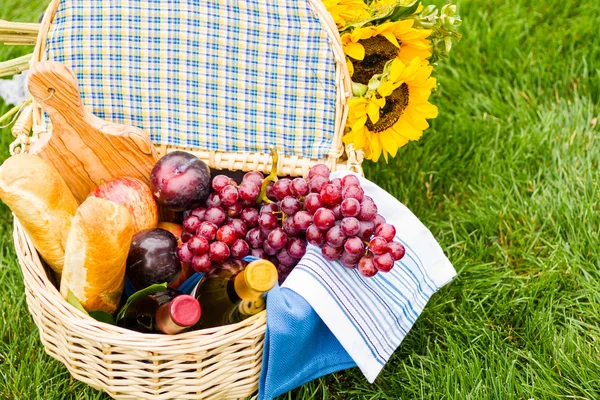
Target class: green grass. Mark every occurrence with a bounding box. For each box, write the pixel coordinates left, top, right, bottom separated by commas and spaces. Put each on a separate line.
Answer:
1, 0, 600, 398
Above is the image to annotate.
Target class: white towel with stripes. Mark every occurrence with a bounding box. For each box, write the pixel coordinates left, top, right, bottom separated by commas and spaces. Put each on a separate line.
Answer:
282, 171, 456, 382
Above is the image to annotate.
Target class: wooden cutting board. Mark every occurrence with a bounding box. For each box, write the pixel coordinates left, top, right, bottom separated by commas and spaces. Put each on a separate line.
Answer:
27, 61, 159, 204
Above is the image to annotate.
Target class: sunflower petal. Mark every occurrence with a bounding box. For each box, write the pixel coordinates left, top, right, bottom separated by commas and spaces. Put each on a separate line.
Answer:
381, 31, 400, 48
367, 101, 380, 124
345, 42, 365, 60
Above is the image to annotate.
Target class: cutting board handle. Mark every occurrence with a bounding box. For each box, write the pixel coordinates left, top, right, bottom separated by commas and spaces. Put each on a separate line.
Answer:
28, 61, 89, 125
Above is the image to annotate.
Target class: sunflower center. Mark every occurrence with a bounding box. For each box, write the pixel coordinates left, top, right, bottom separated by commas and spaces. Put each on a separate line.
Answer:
350, 36, 399, 85
366, 83, 409, 133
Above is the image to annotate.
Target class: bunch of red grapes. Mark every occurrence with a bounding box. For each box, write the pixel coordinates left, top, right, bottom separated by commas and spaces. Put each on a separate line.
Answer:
176, 164, 405, 282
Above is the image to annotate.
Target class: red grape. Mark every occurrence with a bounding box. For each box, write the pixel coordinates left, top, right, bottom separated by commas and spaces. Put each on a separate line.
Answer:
306, 224, 326, 246
291, 178, 309, 197
304, 193, 323, 214
313, 208, 336, 230
241, 207, 259, 227
364, 195, 374, 203
226, 202, 242, 217
187, 235, 209, 256
374, 253, 394, 272
266, 181, 277, 201
219, 184, 239, 206
181, 231, 192, 243
341, 198, 360, 217
283, 216, 300, 236
344, 237, 365, 256
331, 203, 342, 220
227, 218, 247, 238
251, 248, 267, 259
287, 237, 307, 259
358, 220, 376, 240
238, 181, 260, 202
358, 201, 378, 221
231, 239, 250, 259
216, 225, 237, 246
261, 203, 280, 213
374, 214, 386, 228
258, 212, 279, 230
321, 243, 342, 261
209, 241, 230, 262
309, 175, 329, 193
369, 236, 388, 255
293, 211, 312, 230
340, 217, 360, 236
191, 254, 212, 273
205, 192, 221, 207
339, 250, 361, 268
242, 171, 264, 187
341, 174, 360, 188
267, 228, 288, 250
342, 184, 364, 202
273, 178, 292, 200
387, 242, 406, 261
276, 247, 297, 267
183, 215, 202, 233
375, 223, 396, 242
245, 227, 264, 248
358, 255, 378, 277
190, 206, 206, 220
212, 175, 231, 192
197, 221, 218, 241
205, 206, 227, 226
277, 262, 295, 284
308, 164, 330, 179
280, 196, 302, 215
331, 178, 342, 189
260, 227, 275, 238
325, 225, 346, 247
177, 243, 194, 262
263, 240, 278, 255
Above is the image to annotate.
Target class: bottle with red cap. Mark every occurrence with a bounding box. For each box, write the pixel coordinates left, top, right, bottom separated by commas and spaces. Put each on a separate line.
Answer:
119, 289, 201, 334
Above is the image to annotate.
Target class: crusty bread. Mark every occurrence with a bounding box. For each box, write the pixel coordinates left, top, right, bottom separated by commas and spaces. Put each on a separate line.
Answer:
0, 154, 79, 274
60, 197, 133, 313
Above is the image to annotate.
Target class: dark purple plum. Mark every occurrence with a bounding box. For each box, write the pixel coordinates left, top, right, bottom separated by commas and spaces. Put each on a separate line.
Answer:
150, 151, 211, 211
127, 229, 181, 289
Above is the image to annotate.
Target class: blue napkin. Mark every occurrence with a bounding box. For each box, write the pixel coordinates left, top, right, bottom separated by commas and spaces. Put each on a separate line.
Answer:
258, 283, 356, 400
258, 172, 456, 399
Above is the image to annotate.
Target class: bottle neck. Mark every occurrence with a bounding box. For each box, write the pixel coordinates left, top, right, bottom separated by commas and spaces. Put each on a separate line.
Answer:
155, 295, 201, 335
233, 260, 278, 301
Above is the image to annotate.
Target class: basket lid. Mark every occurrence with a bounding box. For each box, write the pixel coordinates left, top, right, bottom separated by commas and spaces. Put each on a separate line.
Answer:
42, 0, 340, 160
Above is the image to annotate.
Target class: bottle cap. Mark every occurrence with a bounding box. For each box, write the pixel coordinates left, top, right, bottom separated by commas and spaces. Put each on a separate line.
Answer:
169, 295, 201, 327
244, 260, 278, 293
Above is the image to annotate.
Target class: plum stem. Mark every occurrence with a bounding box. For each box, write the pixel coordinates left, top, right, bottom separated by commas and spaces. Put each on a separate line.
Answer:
257, 146, 279, 204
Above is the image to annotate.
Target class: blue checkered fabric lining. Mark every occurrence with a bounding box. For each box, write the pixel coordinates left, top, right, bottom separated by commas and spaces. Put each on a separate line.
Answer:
44, 0, 337, 159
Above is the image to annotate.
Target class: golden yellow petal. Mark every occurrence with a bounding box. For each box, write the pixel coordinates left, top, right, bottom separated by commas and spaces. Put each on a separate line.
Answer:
367, 101, 380, 124
380, 131, 399, 158
345, 42, 365, 60
381, 31, 400, 48
352, 115, 369, 132
395, 117, 423, 140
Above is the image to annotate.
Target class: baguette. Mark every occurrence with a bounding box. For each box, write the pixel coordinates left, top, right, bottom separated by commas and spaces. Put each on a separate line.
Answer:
0, 154, 78, 274
60, 197, 133, 313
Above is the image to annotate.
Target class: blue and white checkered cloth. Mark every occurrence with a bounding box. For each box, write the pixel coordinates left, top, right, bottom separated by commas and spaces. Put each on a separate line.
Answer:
44, 0, 337, 159
259, 171, 456, 398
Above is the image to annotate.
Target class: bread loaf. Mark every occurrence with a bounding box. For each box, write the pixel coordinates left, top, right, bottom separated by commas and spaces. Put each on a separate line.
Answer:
60, 197, 133, 313
0, 154, 78, 274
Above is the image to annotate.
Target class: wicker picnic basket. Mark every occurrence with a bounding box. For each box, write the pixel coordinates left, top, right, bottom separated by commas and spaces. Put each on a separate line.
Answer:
11, 0, 360, 398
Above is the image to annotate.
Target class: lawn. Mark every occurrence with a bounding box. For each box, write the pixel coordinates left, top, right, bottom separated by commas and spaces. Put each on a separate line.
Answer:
1, 0, 600, 399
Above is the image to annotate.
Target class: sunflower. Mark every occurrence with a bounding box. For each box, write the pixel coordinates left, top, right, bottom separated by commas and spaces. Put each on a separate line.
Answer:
322, 0, 369, 30
343, 58, 438, 162
341, 19, 432, 84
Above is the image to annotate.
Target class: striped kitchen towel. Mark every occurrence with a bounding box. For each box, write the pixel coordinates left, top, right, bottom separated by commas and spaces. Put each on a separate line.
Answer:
259, 171, 455, 398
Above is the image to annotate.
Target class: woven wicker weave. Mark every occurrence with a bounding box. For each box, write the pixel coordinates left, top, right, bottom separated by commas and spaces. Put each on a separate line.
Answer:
11, 0, 359, 399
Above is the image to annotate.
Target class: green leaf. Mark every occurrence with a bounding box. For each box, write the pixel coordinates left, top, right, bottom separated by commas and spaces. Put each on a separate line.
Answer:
116, 283, 168, 321
67, 290, 89, 315
388, 0, 422, 22
89, 310, 116, 325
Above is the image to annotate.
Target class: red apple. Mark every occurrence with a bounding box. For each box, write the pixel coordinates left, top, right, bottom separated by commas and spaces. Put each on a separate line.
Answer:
89, 177, 158, 232
150, 151, 211, 211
